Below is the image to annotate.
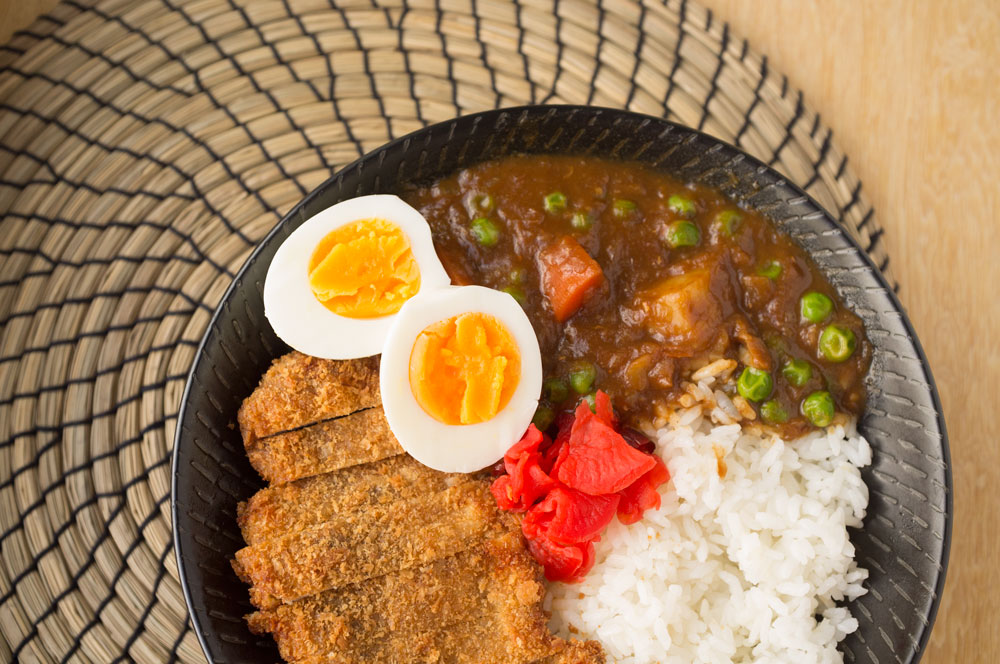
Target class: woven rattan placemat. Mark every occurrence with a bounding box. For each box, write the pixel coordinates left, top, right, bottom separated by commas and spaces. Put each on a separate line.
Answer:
0, 0, 893, 661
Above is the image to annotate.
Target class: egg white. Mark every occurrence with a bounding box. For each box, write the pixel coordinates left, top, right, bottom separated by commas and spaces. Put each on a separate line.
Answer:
379, 286, 543, 473
263, 195, 451, 359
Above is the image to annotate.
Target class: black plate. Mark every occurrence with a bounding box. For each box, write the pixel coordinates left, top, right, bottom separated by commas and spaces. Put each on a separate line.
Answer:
172, 106, 951, 664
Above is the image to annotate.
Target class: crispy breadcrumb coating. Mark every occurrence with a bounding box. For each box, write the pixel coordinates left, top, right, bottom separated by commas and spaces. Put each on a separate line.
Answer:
238, 353, 380, 444
245, 407, 402, 484
237, 456, 466, 545
234, 481, 519, 606
535, 640, 606, 664
247, 532, 561, 663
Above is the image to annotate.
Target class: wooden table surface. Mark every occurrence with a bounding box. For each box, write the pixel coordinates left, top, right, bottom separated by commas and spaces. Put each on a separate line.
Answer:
2, 1, 997, 662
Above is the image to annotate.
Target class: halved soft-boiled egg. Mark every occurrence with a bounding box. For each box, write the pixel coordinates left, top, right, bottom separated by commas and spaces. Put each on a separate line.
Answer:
263, 195, 451, 359
380, 286, 543, 473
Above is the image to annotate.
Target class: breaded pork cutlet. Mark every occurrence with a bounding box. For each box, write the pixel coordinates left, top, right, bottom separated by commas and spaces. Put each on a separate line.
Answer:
234, 353, 607, 663
247, 531, 576, 663
238, 352, 380, 444
245, 407, 402, 485
237, 455, 465, 546
233, 481, 519, 607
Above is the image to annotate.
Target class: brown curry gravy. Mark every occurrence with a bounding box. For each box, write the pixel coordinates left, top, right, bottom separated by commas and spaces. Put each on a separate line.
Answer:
405, 155, 870, 436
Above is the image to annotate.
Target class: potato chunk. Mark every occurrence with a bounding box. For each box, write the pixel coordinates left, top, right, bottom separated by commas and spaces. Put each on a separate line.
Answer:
633, 269, 723, 356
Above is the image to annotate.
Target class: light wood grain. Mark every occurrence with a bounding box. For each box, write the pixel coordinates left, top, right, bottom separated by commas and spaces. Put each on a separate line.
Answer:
0, 0, 60, 44
697, 4, 999, 661
1, 0, 995, 661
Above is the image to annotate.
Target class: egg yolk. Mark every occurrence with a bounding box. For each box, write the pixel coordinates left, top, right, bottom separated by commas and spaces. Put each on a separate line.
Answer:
408, 312, 521, 425
308, 218, 421, 318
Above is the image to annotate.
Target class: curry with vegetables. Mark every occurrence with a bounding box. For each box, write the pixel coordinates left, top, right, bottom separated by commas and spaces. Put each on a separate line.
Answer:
405, 155, 870, 436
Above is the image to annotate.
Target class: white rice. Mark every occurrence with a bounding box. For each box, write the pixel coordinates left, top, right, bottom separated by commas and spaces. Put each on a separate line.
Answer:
546, 404, 871, 664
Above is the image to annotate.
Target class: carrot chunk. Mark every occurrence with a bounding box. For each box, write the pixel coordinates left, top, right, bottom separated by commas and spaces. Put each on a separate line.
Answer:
537, 236, 605, 322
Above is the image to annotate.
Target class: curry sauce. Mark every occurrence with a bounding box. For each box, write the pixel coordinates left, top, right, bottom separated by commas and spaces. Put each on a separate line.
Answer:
405, 155, 870, 435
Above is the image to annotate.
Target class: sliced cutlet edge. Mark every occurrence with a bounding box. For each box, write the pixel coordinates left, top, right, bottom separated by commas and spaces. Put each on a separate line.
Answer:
253, 532, 565, 664
233, 480, 519, 607
237, 455, 467, 546
237, 352, 380, 446
245, 406, 402, 484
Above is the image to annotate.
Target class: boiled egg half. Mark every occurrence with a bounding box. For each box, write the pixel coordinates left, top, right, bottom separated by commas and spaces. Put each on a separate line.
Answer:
379, 286, 543, 473
264, 195, 451, 359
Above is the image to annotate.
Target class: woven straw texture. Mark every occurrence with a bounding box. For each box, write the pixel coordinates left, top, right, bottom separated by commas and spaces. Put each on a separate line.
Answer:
0, 0, 894, 662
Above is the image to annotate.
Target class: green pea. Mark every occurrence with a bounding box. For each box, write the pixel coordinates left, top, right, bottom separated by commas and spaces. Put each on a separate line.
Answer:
581, 391, 597, 413
532, 405, 555, 431
715, 209, 743, 236
612, 199, 637, 219
760, 400, 788, 424
469, 191, 494, 212
470, 217, 499, 246
501, 285, 526, 305
544, 378, 569, 404
800, 292, 833, 323
668, 193, 696, 218
757, 260, 782, 280
801, 391, 835, 427
509, 266, 527, 284
737, 367, 773, 402
571, 212, 593, 231
818, 324, 857, 362
544, 191, 568, 213
569, 361, 597, 395
781, 359, 813, 387
665, 220, 701, 248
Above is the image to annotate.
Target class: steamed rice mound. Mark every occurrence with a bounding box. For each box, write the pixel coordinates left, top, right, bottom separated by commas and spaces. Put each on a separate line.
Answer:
546, 405, 871, 664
